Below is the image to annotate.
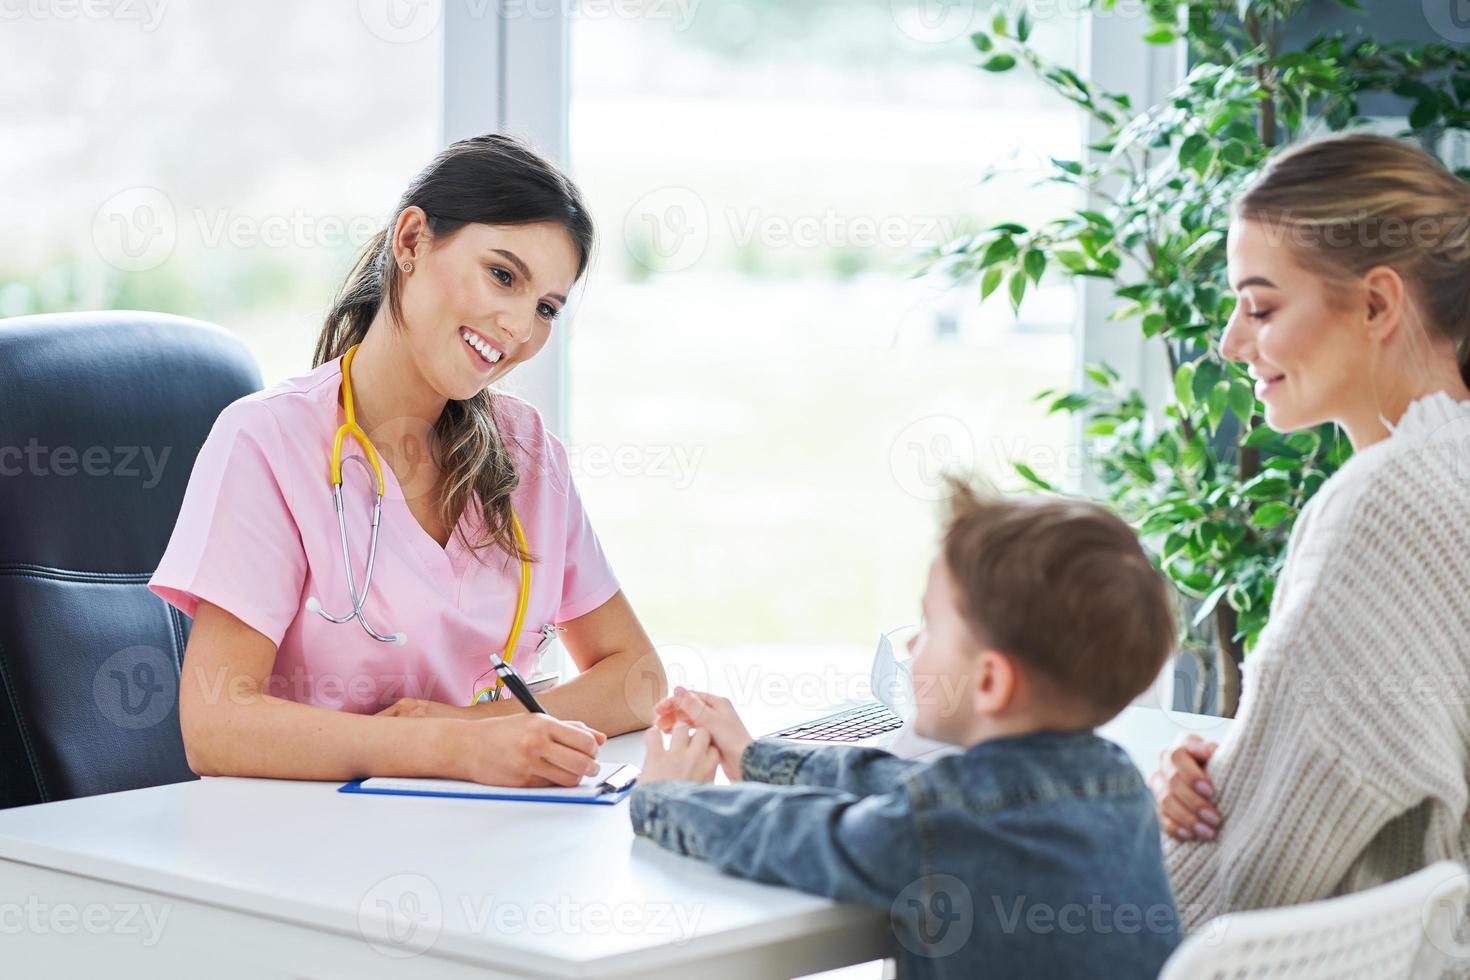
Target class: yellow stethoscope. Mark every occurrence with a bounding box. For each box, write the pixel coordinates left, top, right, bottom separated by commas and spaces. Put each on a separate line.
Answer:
304, 343, 534, 704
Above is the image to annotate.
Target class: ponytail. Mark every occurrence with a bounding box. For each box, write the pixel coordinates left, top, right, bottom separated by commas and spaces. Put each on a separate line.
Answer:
316, 228, 390, 367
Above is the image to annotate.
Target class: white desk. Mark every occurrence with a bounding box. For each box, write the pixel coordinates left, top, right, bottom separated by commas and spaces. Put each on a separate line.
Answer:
0, 650, 1228, 979
1099, 702, 1233, 775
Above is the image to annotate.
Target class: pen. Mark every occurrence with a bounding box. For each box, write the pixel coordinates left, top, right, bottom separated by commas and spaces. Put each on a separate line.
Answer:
488, 652, 547, 714
471, 625, 564, 706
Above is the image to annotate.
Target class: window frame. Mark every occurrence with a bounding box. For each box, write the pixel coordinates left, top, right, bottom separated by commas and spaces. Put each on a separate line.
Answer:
442, 3, 572, 437
443, 5, 1185, 456
1075, 10, 1185, 492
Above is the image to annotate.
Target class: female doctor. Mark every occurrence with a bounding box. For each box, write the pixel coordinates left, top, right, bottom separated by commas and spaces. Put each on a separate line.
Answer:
149, 134, 667, 788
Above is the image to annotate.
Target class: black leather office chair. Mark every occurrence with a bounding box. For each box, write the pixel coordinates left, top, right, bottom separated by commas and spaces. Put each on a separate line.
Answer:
0, 311, 261, 809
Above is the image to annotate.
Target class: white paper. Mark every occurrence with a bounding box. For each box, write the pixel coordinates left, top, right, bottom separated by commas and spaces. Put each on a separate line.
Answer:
869, 631, 916, 721
358, 762, 633, 799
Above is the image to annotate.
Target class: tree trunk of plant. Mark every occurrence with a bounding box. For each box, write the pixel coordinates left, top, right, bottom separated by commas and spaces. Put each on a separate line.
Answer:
1214, 602, 1244, 716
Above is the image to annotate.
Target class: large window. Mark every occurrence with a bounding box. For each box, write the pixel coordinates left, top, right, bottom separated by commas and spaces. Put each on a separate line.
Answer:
567, 1, 1084, 665
0, 0, 444, 384
5, 0, 1089, 680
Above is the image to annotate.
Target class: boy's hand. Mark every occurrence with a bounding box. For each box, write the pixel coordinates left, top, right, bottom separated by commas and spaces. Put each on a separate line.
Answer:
640, 724, 719, 785
654, 687, 754, 781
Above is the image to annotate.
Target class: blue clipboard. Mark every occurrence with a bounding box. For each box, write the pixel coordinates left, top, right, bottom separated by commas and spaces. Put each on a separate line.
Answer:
337, 763, 638, 806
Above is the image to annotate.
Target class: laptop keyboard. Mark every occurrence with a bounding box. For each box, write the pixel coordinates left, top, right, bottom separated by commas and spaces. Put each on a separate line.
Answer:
768, 702, 904, 742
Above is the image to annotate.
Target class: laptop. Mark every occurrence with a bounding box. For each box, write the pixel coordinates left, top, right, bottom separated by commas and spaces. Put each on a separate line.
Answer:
762, 631, 954, 760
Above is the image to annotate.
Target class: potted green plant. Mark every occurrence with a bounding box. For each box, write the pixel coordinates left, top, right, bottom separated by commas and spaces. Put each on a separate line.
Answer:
918, 0, 1470, 715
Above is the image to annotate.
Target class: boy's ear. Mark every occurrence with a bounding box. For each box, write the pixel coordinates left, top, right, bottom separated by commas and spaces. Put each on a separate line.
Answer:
972, 649, 1019, 716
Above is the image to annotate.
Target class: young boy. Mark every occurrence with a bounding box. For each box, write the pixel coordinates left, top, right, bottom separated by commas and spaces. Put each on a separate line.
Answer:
630, 479, 1183, 979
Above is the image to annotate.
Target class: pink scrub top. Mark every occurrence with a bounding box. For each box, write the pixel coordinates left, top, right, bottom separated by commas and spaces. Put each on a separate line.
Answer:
148, 354, 621, 714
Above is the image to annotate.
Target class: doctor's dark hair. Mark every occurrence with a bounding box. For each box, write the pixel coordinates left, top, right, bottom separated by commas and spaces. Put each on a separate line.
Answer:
939, 478, 1178, 726
316, 133, 594, 565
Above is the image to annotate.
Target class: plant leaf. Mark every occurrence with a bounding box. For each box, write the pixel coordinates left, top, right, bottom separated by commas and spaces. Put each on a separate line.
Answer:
980, 265, 1005, 301
1192, 583, 1231, 628
1228, 382, 1256, 425
1023, 249, 1047, 283
1013, 462, 1054, 490
979, 236, 1017, 268
1008, 270, 1027, 310
1251, 501, 1291, 529
1174, 362, 1196, 412
1207, 380, 1230, 432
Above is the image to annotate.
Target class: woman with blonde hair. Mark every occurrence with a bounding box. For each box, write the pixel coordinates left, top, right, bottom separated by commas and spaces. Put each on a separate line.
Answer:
1151, 132, 1470, 929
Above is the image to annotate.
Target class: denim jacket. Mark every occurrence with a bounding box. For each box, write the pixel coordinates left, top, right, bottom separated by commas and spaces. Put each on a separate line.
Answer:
629, 730, 1181, 979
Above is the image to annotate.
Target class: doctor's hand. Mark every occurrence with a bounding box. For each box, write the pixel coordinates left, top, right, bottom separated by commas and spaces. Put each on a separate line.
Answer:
638, 724, 719, 785
1149, 734, 1222, 843
447, 714, 607, 788
654, 687, 753, 782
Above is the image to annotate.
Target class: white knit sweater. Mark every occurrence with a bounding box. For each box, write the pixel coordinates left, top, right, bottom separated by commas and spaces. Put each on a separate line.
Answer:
1166, 391, 1470, 944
